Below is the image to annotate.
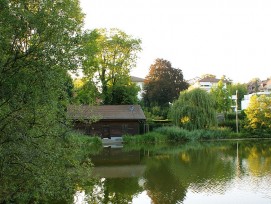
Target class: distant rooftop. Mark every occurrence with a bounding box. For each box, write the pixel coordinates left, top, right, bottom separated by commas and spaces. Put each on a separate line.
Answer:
131, 76, 145, 82
198, 77, 221, 83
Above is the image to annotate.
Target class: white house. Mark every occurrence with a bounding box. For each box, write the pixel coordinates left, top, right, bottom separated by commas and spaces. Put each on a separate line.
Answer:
190, 77, 227, 92
131, 76, 145, 99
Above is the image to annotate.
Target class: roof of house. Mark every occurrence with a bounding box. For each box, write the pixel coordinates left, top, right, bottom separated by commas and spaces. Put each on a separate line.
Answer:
131, 76, 145, 82
67, 105, 146, 120
263, 79, 271, 88
198, 77, 221, 83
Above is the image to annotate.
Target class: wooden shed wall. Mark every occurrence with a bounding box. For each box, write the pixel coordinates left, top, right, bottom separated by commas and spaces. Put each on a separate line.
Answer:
73, 120, 143, 138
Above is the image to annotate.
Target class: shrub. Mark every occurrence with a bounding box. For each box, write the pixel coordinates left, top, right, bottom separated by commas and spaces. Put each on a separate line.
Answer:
154, 126, 232, 141
154, 126, 189, 142
198, 127, 232, 140
66, 131, 102, 155
219, 120, 236, 131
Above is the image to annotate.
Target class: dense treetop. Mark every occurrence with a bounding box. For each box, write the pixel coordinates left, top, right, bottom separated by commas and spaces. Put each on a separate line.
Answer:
82, 28, 142, 104
143, 58, 188, 107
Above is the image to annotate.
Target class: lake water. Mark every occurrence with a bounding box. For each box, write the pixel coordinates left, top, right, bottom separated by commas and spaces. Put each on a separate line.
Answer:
74, 140, 271, 204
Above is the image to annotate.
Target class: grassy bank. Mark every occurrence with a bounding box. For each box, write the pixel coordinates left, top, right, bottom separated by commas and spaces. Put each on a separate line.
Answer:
65, 131, 103, 162
123, 126, 252, 144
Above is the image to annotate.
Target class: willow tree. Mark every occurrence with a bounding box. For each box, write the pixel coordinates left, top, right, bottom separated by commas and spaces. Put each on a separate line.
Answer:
0, 0, 85, 202
83, 28, 142, 104
170, 88, 217, 130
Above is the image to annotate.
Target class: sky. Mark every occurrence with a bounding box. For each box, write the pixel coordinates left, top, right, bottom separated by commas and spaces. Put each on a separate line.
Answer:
79, 0, 271, 83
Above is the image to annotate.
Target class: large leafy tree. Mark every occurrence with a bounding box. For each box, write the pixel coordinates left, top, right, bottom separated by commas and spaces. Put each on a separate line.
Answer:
245, 95, 271, 132
210, 79, 231, 114
83, 28, 142, 104
143, 58, 188, 108
170, 88, 217, 130
0, 0, 86, 202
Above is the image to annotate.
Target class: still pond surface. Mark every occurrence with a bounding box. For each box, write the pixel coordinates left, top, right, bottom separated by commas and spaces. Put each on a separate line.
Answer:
75, 140, 271, 204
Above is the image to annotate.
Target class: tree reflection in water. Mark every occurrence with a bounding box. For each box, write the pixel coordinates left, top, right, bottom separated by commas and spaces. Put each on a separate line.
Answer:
144, 158, 187, 204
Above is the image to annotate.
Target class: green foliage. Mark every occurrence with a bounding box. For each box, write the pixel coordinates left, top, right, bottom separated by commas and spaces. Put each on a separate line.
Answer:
65, 74, 75, 102
244, 95, 271, 133
143, 106, 169, 120
0, 0, 97, 202
73, 76, 140, 105
123, 126, 233, 144
143, 58, 188, 108
155, 126, 232, 141
123, 132, 166, 144
146, 120, 172, 132
226, 111, 246, 120
219, 119, 238, 131
170, 88, 217, 130
109, 80, 140, 105
154, 126, 189, 142
66, 131, 103, 155
219, 112, 246, 132
72, 78, 100, 105
228, 83, 248, 109
210, 80, 231, 114
82, 28, 142, 104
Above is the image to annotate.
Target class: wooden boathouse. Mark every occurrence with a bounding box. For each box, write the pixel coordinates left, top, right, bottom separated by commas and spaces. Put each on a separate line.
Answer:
67, 105, 146, 138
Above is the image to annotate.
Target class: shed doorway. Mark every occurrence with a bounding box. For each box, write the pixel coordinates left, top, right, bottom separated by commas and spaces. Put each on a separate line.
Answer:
103, 126, 110, 139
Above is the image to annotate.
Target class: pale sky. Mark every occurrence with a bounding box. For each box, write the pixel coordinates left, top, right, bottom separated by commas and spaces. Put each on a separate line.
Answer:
79, 0, 271, 83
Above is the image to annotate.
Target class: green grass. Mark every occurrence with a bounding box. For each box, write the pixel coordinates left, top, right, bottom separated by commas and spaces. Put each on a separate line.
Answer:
123, 126, 235, 144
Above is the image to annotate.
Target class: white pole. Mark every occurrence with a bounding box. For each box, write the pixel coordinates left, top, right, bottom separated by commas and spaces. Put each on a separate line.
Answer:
236, 90, 239, 133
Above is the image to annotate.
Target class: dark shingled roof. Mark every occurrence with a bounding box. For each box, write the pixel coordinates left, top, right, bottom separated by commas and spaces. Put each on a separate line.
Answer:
67, 105, 146, 120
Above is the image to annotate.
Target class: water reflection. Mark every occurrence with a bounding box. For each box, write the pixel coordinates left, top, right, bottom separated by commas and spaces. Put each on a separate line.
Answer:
90, 146, 145, 178
76, 140, 271, 204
